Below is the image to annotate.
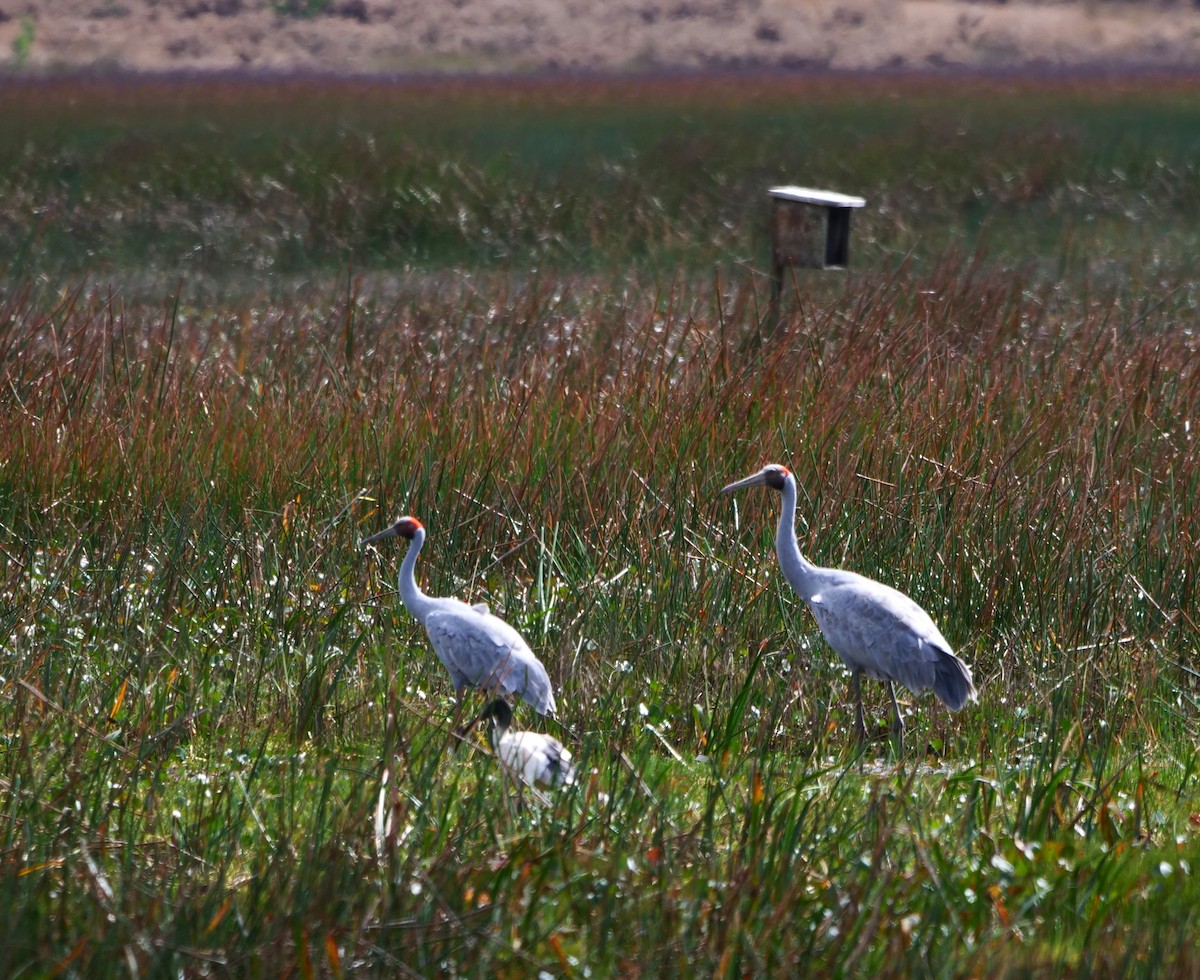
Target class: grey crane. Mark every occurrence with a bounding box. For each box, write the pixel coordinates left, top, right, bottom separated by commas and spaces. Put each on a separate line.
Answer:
361, 516, 557, 716
481, 698, 576, 788
722, 464, 977, 745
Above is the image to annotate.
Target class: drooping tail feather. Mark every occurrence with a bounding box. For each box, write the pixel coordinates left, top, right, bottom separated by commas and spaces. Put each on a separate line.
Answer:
933, 651, 978, 712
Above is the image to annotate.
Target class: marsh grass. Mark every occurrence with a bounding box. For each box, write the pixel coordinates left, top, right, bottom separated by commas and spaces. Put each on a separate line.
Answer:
1, 74, 1199, 974
5, 73, 1200, 294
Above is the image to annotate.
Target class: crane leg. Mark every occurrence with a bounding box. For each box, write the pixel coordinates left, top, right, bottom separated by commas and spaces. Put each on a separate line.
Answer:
456, 706, 486, 739
852, 672, 868, 742
887, 681, 905, 748
453, 688, 485, 739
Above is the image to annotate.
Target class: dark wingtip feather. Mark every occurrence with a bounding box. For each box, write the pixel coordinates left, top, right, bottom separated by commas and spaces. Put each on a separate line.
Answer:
933, 652, 978, 712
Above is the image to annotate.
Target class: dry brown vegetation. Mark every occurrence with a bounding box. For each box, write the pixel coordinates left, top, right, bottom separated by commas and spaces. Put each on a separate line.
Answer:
6, 0, 1200, 74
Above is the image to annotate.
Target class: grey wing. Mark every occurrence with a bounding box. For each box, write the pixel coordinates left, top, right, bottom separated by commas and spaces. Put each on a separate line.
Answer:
422, 617, 473, 692
479, 615, 557, 716
879, 621, 976, 710
425, 609, 557, 716
809, 581, 951, 694
851, 582, 976, 707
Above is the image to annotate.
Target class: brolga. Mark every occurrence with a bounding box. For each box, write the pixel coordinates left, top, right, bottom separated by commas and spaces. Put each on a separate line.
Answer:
361, 516, 557, 716
722, 464, 977, 746
481, 698, 576, 789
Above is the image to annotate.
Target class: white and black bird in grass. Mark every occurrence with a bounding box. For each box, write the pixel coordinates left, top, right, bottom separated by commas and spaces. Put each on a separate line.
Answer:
481, 698, 576, 788
722, 464, 977, 745
361, 516, 557, 716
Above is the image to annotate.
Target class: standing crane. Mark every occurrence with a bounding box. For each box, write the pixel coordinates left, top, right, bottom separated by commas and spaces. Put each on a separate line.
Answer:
481, 698, 576, 788
722, 464, 977, 746
361, 516, 557, 716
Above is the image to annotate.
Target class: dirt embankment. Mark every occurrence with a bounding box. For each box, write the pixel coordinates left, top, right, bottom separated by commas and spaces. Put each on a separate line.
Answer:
3, 0, 1200, 75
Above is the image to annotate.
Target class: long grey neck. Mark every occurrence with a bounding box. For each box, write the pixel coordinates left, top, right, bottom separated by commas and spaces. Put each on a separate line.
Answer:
398, 529, 438, 624
776, 476, 819, 601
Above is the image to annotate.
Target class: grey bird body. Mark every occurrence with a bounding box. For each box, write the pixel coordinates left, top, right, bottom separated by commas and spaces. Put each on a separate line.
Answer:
722, 464, 977, 742
362, 516, 557, 716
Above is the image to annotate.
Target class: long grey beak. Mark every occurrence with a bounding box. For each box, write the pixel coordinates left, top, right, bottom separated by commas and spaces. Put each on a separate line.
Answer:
721, 470, 770, 494
360, 525, 400, 547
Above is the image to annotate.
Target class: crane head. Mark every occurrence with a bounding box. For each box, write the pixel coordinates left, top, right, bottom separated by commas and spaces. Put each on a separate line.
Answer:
360, 515, 424, 547
721, 464, 791, 494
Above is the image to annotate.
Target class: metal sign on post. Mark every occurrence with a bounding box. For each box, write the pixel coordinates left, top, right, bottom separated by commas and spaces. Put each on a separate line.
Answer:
767, 185, 866, 329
